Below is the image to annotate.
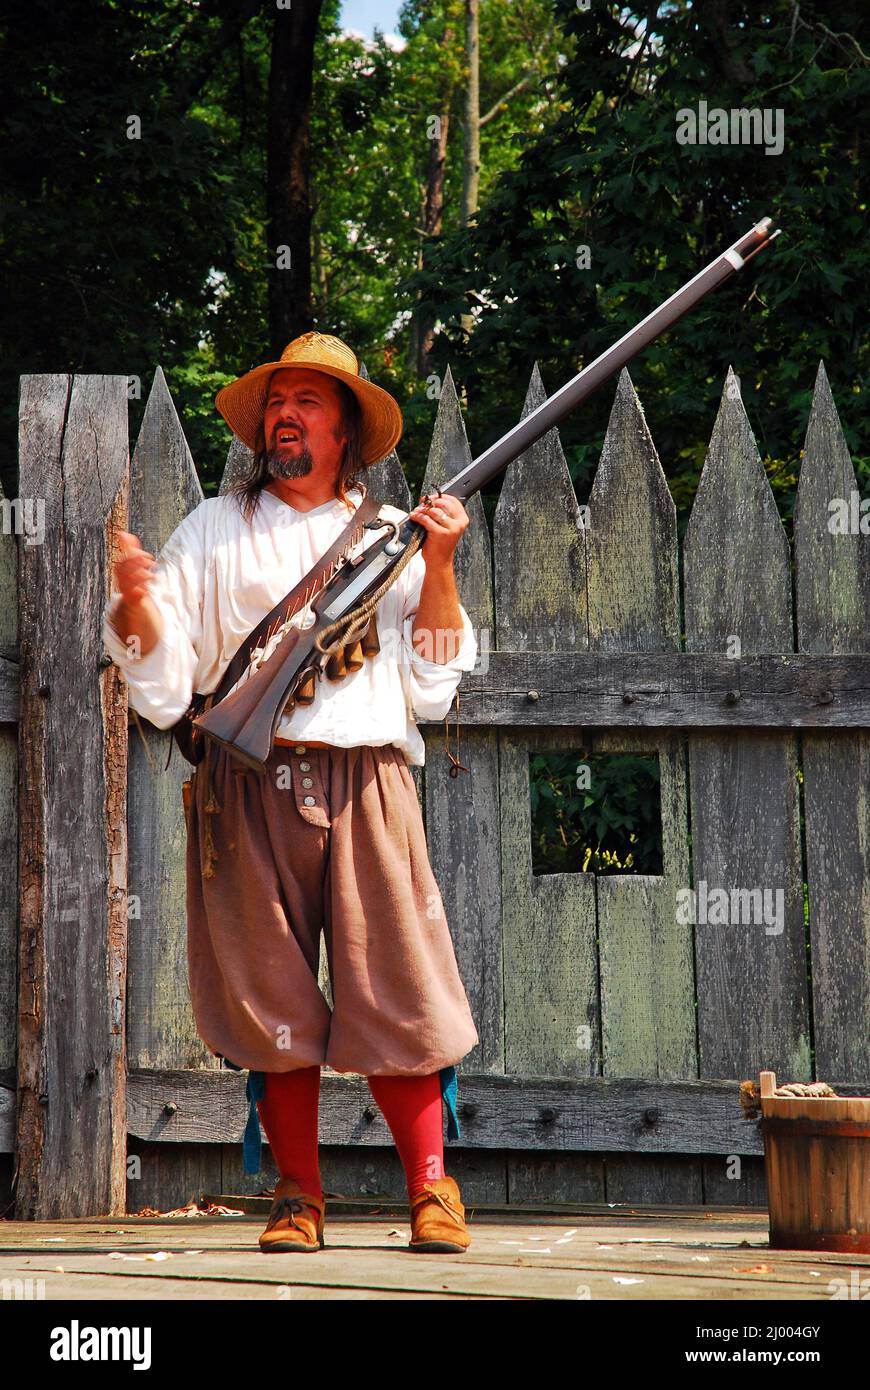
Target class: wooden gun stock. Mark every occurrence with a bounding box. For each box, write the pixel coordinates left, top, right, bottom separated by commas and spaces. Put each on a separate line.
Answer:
193, 623, 318, 771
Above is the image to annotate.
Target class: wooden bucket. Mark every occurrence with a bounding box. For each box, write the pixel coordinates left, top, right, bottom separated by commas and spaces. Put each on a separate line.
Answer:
760, 1070, 870, 1253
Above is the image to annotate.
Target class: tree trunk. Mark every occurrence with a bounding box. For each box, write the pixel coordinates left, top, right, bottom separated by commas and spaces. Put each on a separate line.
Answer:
459, 0, 480, 342
312, 205, 329, 314
461, 0, 480, 225
266, 0, 324, 354
417, 101, 452, 377
406, 212, 426, 372
704, 0, 753, 86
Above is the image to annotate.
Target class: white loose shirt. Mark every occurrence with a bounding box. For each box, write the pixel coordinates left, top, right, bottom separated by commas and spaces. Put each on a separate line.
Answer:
101, 485, 478, 767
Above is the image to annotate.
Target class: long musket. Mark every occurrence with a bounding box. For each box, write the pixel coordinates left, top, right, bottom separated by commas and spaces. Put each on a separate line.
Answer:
195, 216, 781, 772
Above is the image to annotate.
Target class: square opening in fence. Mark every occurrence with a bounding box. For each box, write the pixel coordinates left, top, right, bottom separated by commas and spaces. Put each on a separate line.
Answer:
529, 751, 663, 877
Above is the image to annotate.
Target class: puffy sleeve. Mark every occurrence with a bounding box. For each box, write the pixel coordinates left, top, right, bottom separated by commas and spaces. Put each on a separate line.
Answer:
398, 548, 478, 722
101, 507, 206, 730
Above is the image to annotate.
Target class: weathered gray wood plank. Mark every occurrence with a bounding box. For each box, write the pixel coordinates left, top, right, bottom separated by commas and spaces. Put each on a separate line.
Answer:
593, 731, 693, 1075
794, 362, 870, 1080
586, 371, 695, 1204
0, 725, 15, 1073
446, 649, 870, 725
17, 373, 129, 1217
218, 434, 253, 495
418, 368, 501, 1074
0, 1082, 13, 1153
702, 1154, 767, 1206
122, 1068, 870, 1156
586, 371, 680, 652
589, 736, 697, 1218
125, 367, 206, 1072
495, 367, 595, 1085
126, 1139, 223, 1216
0, 476, 17, 1071
0, 658, 16, 722
494, 363, 587, 653
605, 1155, 703, 1204
499, 728, 598, 1076
587, 375, 693, 1065
684, 370, 809, 1079
0, 482, 16, 653
508, 1152, 605, 1204
794, 363, 870, 644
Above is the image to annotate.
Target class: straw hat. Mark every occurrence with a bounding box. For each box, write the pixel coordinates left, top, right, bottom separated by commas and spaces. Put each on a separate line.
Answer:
215, 331, 404, 464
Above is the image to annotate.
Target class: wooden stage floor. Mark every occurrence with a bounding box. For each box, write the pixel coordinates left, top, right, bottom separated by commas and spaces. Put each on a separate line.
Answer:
2, 1200, 867, 1300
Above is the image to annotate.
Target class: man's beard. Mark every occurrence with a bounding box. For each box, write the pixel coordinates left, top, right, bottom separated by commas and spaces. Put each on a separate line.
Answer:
264, 441, 315, 480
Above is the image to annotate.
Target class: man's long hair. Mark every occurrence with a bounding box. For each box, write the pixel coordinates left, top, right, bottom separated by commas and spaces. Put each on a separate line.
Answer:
227, 375, 368, 524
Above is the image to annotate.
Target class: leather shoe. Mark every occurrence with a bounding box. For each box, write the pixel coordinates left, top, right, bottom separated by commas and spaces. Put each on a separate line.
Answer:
259, 1177, 325, 1253
408, 1175, 471, 1253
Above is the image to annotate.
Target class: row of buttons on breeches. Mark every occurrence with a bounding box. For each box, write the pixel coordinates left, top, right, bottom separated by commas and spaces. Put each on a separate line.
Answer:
294, 746, 316, 804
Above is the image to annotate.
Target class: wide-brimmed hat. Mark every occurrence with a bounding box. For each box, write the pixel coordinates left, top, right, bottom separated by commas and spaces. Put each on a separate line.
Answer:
215, 331, 403, 464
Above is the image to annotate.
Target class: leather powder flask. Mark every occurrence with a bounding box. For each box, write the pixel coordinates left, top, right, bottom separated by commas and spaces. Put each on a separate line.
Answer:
293, 612, 381, 704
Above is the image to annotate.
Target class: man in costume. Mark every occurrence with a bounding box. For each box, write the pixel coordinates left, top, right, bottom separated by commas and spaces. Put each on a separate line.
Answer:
102, 332, 480, 1254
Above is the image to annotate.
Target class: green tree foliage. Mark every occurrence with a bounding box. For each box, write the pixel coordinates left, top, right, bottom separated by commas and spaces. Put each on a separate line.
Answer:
304, 0, 568, 490
1, 0, 260, 491
0, 0, 570, 496
407, 0, 869, 534
530, 752, 663, 876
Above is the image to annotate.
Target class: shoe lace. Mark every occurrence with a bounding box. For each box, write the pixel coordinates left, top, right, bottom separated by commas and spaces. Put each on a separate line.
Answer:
417, 1183, 464, 1227
268, 1194, 318, 1233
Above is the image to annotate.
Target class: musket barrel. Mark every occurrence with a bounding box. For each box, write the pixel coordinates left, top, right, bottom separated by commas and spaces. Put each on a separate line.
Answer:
442, 219, 776, 502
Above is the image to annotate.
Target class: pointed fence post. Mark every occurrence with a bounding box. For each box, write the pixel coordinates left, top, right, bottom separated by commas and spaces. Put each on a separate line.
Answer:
585, 368, 697, 1203
16, 374, 129, 1217
794, 361, 870, 1079
683, 368, 809, 1080
417, 366, 499, 1074
125, 368, 205, 1077
494, 363, 595, 1080
586, 371, 693, 1065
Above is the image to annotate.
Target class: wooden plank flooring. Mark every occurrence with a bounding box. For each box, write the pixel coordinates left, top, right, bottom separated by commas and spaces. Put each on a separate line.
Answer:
2, 1205, 867, 1300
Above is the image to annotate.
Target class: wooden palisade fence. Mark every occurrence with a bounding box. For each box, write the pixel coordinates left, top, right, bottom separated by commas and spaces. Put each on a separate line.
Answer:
1, 360, 868, 1218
